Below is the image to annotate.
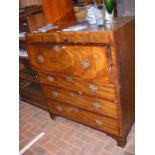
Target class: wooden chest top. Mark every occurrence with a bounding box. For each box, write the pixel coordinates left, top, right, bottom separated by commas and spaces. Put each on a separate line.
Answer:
25, 17, 134, 44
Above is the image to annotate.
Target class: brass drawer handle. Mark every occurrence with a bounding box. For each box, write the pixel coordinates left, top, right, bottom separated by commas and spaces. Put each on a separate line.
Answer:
80, 60, 90, 69
66, 76, 73, 82
89, 84, 98, 92
70, 107, 79, 113
53, 45, 62, 53
92, 102, 101, 109
52, 91, 59, 97
33, 75, 39, 80
78, 91, 82, 95
56, 106, 62, 112
48, 76, 54, 82
37, 55, 44, 63
68, 92, 76, 97
96, 120, 103, 126
23, 23, 27, 26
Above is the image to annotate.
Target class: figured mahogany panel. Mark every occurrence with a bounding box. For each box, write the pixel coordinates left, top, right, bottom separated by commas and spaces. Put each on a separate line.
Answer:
47, 99, 120, 136
38, 72, 116, 101
43, 85, 118, 118
26, 45, 111, 82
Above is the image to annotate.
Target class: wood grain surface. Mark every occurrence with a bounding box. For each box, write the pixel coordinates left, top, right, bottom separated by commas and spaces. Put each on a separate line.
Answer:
25, 17, 134, 44
26, 45, 111, 82
42, 85, 118, 118
113, 18, 135, 137
41, 0, 75, 23
37, 72, 116, 101
47, 99, 120, 136
27, 12, 47, 32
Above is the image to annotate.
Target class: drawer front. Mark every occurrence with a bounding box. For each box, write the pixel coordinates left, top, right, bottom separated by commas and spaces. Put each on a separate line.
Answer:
43, 85, 118, 118
47, 99, 120, 136
38, 72, 116, 100
27, 45, 111, 82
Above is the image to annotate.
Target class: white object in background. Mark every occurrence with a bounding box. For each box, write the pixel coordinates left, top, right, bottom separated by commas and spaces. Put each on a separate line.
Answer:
32, 24, 58, 33
95, 8, 105, 26
105, 9, 114, 24
19, 49, 28, 57
62, 25, 88, 32
19, 132, 45, 155
86, 5, 97, 24
19, 32, 26, 38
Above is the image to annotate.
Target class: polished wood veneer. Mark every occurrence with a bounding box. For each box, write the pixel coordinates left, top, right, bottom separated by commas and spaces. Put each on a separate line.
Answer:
47, 99, 120, 136
26, 45, 110, 82
26, 17, 135, 147
42, 85, 118, 119
37, 72, 116, 100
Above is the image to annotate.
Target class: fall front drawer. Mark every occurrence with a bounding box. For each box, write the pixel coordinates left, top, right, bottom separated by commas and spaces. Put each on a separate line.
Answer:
26, 45, 111, 82
38, 72, 116, 101
43, 85, 118, 118
47, 99, 120, 136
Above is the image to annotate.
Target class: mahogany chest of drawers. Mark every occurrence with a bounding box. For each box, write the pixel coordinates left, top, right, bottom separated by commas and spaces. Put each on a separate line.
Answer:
25, 17, 135, 147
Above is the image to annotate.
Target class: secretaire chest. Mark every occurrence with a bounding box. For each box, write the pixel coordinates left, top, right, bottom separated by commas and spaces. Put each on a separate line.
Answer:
25, 17, 135, 147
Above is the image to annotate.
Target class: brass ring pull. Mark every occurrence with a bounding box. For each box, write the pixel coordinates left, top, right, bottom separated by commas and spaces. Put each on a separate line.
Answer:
96, 120, 103, 126
92, 102, 101, 109
68, 92, 76, 97
66, 76, 73, 82
56, 106, 62, 112
37, 55, 44, 63
89, 84, 98, 92
53, 45, 62, 53
52, 91, 59, 97
80, 60, 90, 69
70, 107, 79, 113
48, 76, 54, 82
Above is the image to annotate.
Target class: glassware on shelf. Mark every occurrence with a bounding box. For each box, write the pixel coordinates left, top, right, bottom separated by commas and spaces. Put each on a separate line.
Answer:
94, 3, 105, 26
103, 0, 115, 23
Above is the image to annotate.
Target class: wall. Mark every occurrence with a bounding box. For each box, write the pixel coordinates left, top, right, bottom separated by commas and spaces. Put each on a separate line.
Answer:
117, 0, 135, 17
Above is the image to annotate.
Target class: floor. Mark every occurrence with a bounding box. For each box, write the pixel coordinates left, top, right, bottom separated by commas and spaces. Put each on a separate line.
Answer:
19, 101, 135, 155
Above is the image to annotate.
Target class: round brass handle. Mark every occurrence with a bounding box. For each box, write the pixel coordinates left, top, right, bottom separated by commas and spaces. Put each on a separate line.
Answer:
33, 75, 39, 80
96, 120, 103, 126
37, 55, 44, 63
23, 23, 27, 26
56, 106, 62, 112
92, 102, 101, 109
53, 45, 62, 53
52, 91, 59, 97
70, 107, 79, 113
48, 76, 54, 82
78, 91, 82, 95
89, 84, 98, 92
68, 92, 76, 97
80, 60, 90, 69
65, 76, 73, 82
